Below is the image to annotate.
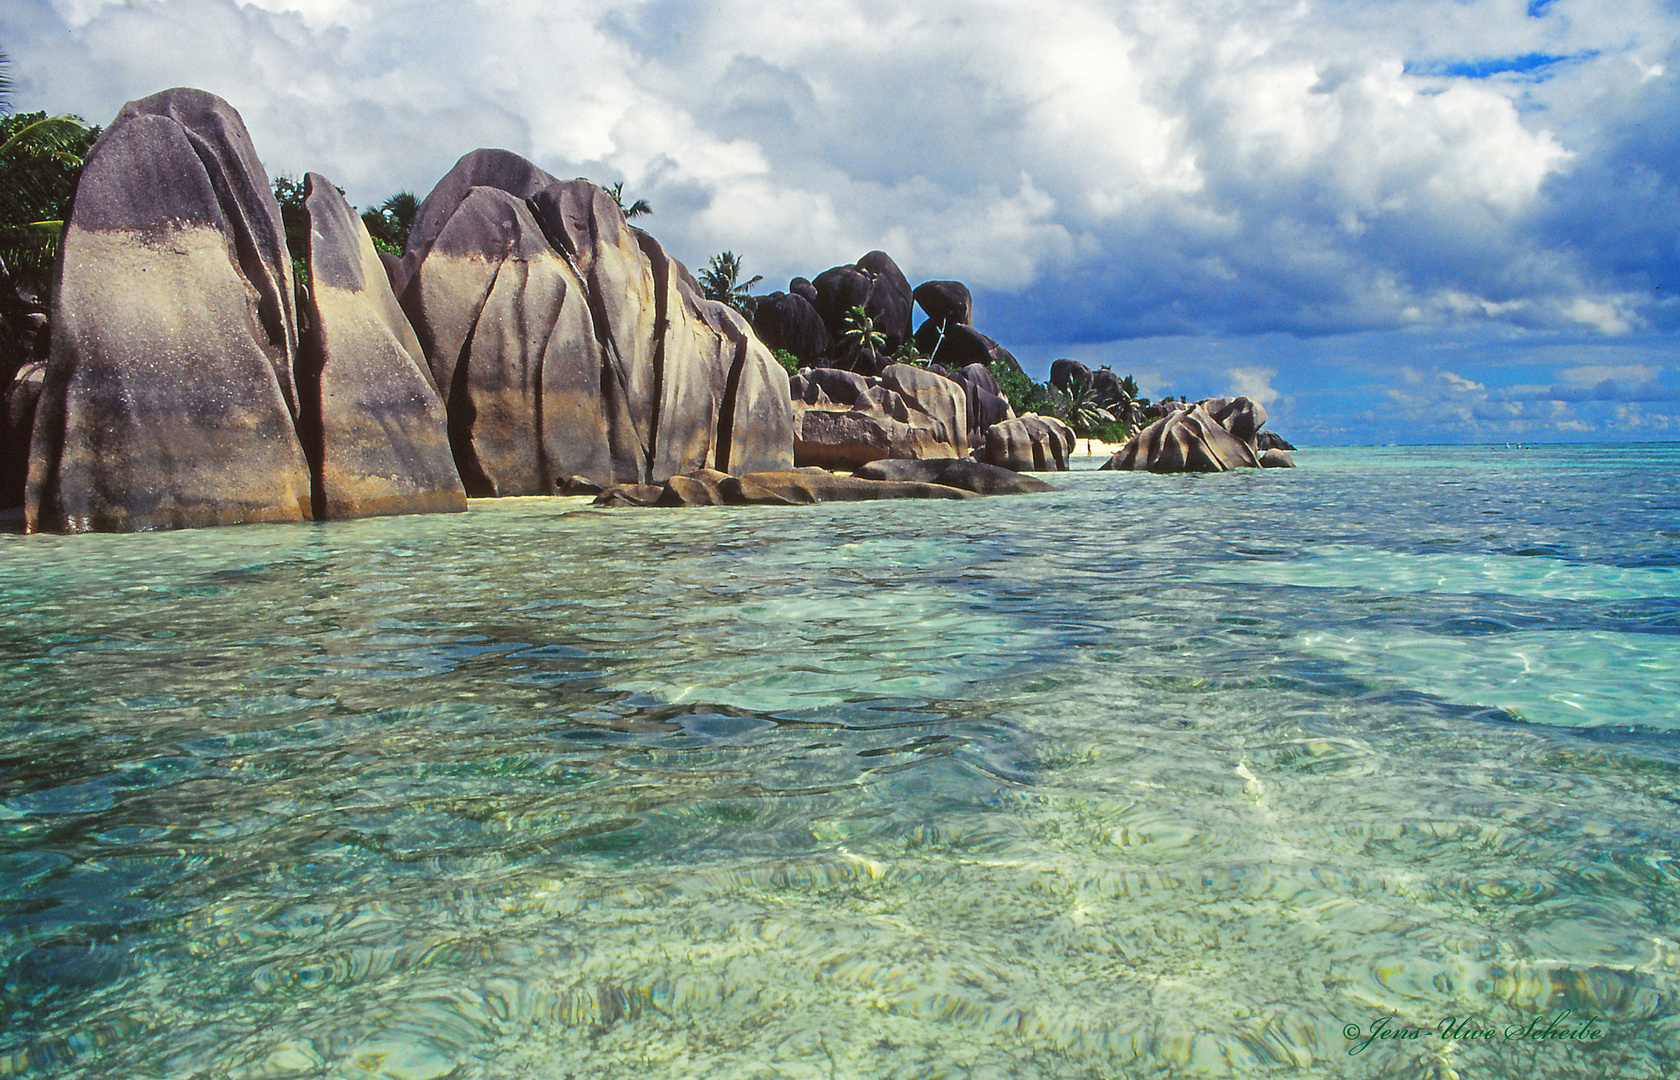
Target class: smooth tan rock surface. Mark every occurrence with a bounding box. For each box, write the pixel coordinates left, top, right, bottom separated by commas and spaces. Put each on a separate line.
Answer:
980, 414, 1075, 472
402, 158, 793, 491
26, 89, 312, 532
1102, 404, 1262, 473
298, 174, 465, 519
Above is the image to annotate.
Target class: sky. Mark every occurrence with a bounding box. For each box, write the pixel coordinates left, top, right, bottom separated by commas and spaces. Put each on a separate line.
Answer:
4, 0, 1679, 445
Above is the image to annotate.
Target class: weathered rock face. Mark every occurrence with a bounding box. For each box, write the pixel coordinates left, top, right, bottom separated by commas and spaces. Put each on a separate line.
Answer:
402, 184, 613, 495
789, 365, 966, 469
389, 147, 560, 299
1101, 402, 1263, 473
812, 250, 914, 358
912, 280, 973, 328
916, 322, 1019, 374
751, 290, 831, 366
26, 88, 313, 532
878, 364, 967, 457
1256, 429, 1297, 452
399, 156, 793, 491
981, 414, 1076, 472
298, 173, 466, 519
948, 363, 1016, 447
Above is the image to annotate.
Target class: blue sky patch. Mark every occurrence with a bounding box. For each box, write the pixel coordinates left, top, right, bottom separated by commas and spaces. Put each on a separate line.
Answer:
1405, 52, 1594, 80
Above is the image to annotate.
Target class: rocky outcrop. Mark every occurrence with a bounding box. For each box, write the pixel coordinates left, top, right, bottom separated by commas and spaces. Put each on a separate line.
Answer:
387, 148, 560, 299
26, 88, 313, 532
945, 363, 1016, 448
980, 414, 1076, 472
911, 280, 973, 328
751, 290, 831, 367
789, 365, 968, 469
398, 156, 793, 493
1102, 398, 1269, 473
812, 251, 914, 369
298, 174, 466, 519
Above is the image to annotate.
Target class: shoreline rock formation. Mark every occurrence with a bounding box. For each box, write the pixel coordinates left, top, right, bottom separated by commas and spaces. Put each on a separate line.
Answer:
298, 173, 467, 520
399, 154, 794, 495
25, 89, 314, 533
1102, 396, 1295, 472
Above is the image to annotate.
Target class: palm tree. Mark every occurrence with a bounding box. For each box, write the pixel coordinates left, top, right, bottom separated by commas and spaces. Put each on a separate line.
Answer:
698, 250, 762, 316
1045, 372, 1114, 435
605, 181, 651, 220
361, 190, 419, 253
841, 304, 887, 368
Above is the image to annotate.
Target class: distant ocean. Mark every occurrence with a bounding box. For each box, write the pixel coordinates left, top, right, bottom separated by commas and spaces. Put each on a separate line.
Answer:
2, 444, 1676, 1079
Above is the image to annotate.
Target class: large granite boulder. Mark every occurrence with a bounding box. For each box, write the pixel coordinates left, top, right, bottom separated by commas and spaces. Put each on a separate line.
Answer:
789, 366, 964, 469
912, 280, 973, 328
879, 363, 967, 456
297, 173, 466, 519
399, 156, 793, 491
751, 290, 831, 366
1101, 402, 1263, 473
402, 184, 614, 494
26, 88, 312, 533
980, 414, 1075, 472
388, 147, 559, 299
812, 250, 914, 358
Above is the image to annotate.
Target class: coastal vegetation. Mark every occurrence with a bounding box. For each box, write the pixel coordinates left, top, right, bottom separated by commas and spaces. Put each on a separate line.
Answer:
0, 50, 97, 376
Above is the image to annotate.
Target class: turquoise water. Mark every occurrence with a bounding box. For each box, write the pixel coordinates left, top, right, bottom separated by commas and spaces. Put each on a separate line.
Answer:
2, 444, 1677, 1078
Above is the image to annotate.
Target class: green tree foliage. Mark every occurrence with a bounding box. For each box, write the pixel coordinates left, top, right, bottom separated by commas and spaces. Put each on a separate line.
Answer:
1, 49, 100, 368
771, 348, 802, 376
986, 361, 1052, 416
361, 190, 417, 254
840, 304, 886, 368
698, 250, 762, 317
605, 181, 651, 220
271, 174, 311, 292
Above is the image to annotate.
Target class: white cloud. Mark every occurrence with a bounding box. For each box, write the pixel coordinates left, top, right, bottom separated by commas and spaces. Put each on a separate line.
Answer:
7, 0, 1680, 442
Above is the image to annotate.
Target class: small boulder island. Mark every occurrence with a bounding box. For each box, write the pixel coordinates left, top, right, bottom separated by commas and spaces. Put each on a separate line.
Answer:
1102, 396, 1295, 473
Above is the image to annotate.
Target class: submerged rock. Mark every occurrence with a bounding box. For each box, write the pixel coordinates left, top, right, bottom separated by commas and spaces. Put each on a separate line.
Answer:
853, 457, 1057, 494
298, 173, 466, 520
27, 88, 312, 532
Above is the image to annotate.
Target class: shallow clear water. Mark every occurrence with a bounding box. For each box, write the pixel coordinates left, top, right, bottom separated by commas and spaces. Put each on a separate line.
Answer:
2, 445, 1678, 1079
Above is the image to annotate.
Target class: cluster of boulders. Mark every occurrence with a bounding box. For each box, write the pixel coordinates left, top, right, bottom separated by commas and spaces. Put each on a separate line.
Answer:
1101, 396, 1295, 472
0, 86, 1305, 533
5, 88, 797, 532
753, 256, 1075, 475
